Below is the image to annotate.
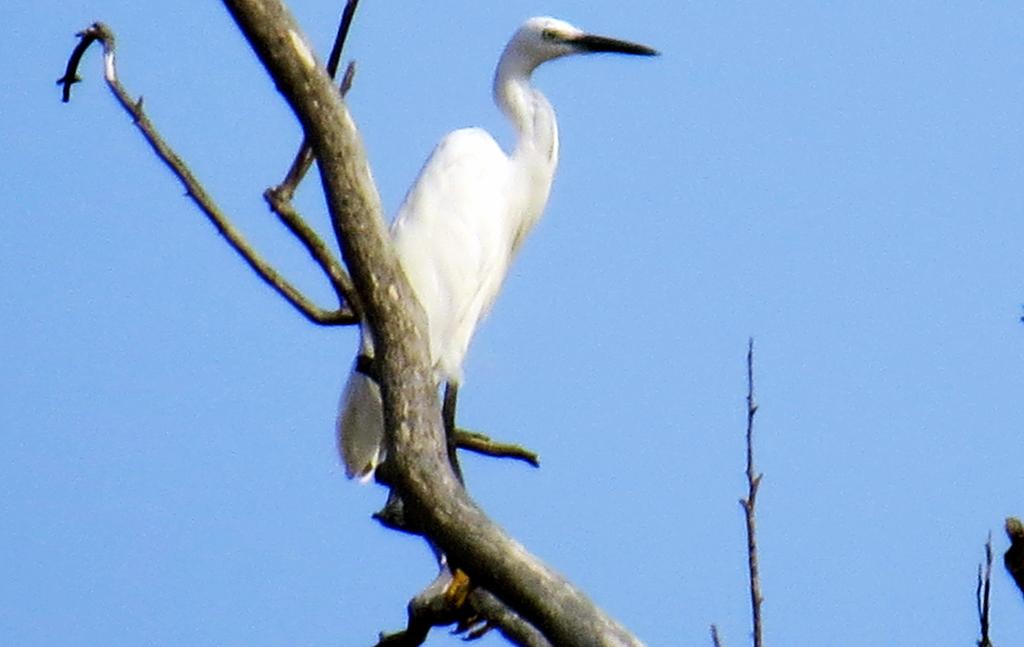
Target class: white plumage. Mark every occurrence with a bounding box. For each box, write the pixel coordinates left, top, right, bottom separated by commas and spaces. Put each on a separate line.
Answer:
338, 17, 657, 479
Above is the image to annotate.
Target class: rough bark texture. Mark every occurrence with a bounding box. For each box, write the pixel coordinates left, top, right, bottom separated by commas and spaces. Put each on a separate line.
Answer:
220, 1, 643, 644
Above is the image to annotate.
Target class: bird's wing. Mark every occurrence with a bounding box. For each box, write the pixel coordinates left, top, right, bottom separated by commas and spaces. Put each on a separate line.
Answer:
391, 127, 516, 383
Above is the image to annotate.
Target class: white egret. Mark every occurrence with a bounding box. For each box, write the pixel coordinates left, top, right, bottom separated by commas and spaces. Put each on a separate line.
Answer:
338, 16, 657, 480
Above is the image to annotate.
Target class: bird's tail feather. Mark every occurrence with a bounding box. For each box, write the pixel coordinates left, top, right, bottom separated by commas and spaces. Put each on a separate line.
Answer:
337, 365, 385, 481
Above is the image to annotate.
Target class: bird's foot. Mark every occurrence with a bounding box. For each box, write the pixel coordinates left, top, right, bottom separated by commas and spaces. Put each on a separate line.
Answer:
443, 567, 473, 609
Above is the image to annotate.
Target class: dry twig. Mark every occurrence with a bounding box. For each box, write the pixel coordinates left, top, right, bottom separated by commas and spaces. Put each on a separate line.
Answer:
710, 624, 724, 647
274, 0, 360, 199
977, 533, 994, 647
59, 23, 357, 326
739, 338, 764, 647
454, 429, 540, 467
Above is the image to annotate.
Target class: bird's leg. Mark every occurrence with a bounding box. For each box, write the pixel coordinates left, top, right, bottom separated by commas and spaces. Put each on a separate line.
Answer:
439, 381, 475, 608
442, 381, 465, 484
354, 352, 380, 383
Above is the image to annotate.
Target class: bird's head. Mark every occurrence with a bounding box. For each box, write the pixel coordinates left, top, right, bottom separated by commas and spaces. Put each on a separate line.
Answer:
505, 16, 658, 71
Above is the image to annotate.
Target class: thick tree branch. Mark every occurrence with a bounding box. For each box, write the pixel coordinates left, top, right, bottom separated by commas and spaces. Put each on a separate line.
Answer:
370, 484, 548, 644
59, 23, 356, 326
739, 338, 764, 647
375, 566, 551, 647
274, 0, 360, 200
219, 1, 643, 644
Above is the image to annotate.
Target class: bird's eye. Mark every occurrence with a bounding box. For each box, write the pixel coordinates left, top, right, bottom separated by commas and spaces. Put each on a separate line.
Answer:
541, 28, 557, 42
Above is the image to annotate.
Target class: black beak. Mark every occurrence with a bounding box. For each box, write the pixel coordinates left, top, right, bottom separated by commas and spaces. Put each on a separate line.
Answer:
573, 33, 659, 57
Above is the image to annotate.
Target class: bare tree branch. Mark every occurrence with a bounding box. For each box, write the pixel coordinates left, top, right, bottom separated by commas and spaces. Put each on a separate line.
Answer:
274, 0, 360, 200
454, 429, 540, 467
375, 566, 552, 647
264, 185, 360, 318
218, 1, 644, 644
58, 23, 357, 326
273, 61, 356, 200
710, 624, 724, 647
977, 533, 994, 647
1005, 517, 1024, 601
739, 338, 764, 647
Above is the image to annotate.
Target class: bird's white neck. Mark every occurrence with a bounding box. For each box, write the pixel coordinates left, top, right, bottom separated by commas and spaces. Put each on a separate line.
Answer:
493, 54, 560, 252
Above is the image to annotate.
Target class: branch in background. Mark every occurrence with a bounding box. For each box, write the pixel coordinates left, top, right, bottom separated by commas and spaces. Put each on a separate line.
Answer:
710, 624, 724, 647
219, 1, 644, 644
739, 338, 764, 647
977, 533, 993, 647
1005, 517, 1024, 600
58, 23, 357, 326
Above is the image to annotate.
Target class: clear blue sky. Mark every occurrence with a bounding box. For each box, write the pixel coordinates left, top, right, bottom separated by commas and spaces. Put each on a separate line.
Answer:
4, 1, 1024, 644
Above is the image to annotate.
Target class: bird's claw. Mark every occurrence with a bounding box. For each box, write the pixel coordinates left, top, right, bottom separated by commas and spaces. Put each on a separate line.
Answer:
443, 567, 473, 609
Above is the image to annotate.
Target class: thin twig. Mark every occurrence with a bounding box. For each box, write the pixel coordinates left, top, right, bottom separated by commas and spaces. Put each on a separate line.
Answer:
264, 185, 360, 318
264, 1, 361, 314
324, 0, 359, 77
454, 429, 540, 467
57, 25, 103, 102
739, 338, 764, 647
58, 23, 356, 326
977, 533, 994, 647
710, 624, 724, 647
275, 0, 360, 200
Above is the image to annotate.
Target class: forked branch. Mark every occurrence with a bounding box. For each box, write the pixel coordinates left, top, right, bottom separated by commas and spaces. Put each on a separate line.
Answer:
274, 0, 360, 200
373, 564, 551, 647
59, 23, 357, 326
